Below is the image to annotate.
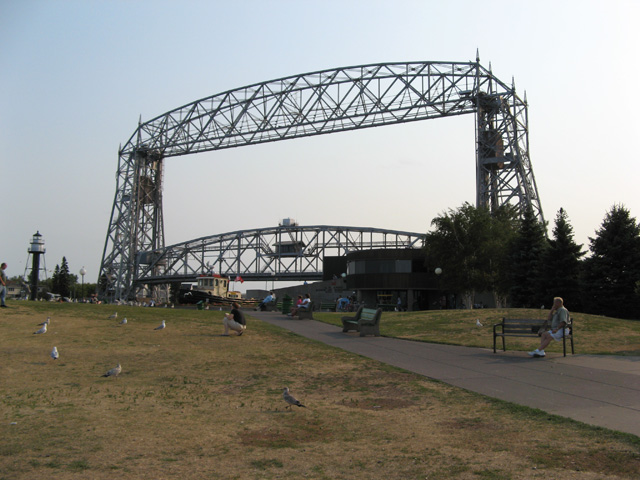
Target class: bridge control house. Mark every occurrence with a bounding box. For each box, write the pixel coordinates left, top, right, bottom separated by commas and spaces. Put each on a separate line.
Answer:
343, 249, 440, 311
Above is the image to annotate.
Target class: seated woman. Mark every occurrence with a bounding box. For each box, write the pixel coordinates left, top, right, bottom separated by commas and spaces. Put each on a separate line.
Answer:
288, 293, 311, 317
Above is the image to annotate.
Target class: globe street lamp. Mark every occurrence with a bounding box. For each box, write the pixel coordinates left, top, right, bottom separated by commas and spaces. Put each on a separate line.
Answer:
435, 267, 443, 309
79, 267, 86, 302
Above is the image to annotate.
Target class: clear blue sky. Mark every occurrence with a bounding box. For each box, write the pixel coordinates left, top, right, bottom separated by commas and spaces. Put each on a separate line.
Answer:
1, 0, 639, 289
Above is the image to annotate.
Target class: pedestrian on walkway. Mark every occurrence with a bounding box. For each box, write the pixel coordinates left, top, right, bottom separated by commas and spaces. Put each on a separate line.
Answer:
529, 297, 571, 357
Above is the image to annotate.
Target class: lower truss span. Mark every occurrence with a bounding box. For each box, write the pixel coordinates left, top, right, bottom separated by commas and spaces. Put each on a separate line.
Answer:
134, 225, 425, 287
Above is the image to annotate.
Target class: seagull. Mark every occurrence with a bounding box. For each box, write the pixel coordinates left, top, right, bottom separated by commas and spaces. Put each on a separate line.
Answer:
108, 312, 118, 319
119, 317, 127, 325
154, 320, 166, 330
102, 363, 122, 378
38, 317, 51, 326
283, 387, 306, 409
51, 346, 59, 360
476, 319, 483, 327
34, 323, 47, 334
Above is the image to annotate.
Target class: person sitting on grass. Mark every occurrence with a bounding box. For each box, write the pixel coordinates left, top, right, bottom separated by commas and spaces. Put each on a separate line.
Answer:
529, 297, 570, 357
288, 293, 311, 317
223, 302, 246, 336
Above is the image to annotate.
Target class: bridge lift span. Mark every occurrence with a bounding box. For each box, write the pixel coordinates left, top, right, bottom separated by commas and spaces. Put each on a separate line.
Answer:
99, 54, 543, 300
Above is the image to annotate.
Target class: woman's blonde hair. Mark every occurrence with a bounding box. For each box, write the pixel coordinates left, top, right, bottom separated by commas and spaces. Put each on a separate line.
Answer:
553, 297, 564, 305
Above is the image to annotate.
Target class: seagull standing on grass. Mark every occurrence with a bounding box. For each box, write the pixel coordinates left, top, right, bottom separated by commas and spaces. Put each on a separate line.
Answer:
119, 317, 127, 325
34, 323, 47, 334
154, 320, 166, 330
476, 319, 483, 327
102, 363, 122, 378
283, 387, 306, 409
108, 312, 118, 319
50, 346, 59, 360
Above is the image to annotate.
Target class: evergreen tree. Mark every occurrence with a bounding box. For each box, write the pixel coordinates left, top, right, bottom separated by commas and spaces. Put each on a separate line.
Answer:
508, 206, 548, 308
538, 209, 586, 310
583, 205, 640, 319
51, 264, 61, 295
59, 257, 71, 298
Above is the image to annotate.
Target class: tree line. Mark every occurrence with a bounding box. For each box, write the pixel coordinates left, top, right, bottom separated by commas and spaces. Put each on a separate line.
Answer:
423, 203, 640, 319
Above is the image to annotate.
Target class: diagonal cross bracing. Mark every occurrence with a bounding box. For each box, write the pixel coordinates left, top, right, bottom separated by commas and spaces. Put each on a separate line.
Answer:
99, 58, 543, 301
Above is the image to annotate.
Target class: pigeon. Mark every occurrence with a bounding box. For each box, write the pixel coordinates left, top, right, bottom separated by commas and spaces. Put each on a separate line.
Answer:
476, 319, 483, 327
108, 312, 118, 319
50, 346, 59, 360
38, 317, 51, 326
283, 387, 306, 409
154, 320, 166, 330
34, 323, 47, 335
119, 317, 127, 325
102, 363, 122, 378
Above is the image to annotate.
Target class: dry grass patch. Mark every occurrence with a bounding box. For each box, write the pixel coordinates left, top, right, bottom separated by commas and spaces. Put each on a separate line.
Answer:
0, 301, 638, 480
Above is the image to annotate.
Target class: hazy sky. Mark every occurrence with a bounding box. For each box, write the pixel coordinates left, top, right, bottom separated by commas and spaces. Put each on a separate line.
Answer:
1, 0, 639, 290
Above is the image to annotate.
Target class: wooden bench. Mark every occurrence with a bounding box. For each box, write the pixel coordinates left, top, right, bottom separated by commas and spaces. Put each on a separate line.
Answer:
297, 301, 314, 319
493, 317, 574, 356
319, 302, 336, 312
341, 307, 382, 337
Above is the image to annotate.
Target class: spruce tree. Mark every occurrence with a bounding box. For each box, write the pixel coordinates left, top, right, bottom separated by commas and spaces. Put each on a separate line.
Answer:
583, 205, 640, 319
508, 206, 548, 308
538, 209, 585, 310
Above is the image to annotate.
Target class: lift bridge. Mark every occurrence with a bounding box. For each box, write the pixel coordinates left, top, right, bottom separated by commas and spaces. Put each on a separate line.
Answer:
134, 224, 425, 287
99, 53, 543, 300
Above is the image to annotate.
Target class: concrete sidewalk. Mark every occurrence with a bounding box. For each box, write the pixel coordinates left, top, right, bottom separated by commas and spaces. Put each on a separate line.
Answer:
251, 311, 640, 437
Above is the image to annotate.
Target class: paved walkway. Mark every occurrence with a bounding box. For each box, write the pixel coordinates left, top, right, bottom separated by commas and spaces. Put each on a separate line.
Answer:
252, 311, 640, 437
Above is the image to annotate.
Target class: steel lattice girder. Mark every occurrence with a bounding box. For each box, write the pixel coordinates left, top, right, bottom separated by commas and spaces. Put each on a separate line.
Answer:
135, 226, 425, 286
99, 57, 543, 300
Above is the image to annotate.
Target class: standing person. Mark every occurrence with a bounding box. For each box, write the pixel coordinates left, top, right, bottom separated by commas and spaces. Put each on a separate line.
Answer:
223, 302, 246, 336
529, 297, 570, 357
396, 296, 402, 312
255, 291, 276, 311
0, 263, 7, 308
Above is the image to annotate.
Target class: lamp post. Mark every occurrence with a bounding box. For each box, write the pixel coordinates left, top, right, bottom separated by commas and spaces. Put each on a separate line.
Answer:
79, 267, 86, 302
435, 267, 443, 309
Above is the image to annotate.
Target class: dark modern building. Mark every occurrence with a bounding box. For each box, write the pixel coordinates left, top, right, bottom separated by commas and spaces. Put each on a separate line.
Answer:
343, 249, 441, 311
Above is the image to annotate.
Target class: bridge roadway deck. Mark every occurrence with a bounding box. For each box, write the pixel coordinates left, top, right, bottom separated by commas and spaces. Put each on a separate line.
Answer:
251, 311, 640, 437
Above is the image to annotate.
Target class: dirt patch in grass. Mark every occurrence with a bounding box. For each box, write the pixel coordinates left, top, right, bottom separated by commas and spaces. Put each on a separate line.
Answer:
1, 301, 639, 479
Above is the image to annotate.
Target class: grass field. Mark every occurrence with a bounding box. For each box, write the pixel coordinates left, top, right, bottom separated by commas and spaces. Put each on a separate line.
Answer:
1, 301, 639, 480
314, 308, 640, 356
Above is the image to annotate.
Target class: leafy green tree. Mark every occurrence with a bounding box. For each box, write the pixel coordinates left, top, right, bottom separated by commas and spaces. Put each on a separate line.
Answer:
508, 206, 548, 308
424, 203, 517, 308
583, 204, 640, 319
538, 208, 586, 310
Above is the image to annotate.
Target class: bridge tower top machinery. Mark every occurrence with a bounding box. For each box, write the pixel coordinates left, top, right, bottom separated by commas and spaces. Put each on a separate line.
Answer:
99, 54, 543, 300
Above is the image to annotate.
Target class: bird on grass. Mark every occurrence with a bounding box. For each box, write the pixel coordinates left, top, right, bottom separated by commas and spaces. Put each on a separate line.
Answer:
283, 387, 306, 409
34, 323, 47, 335
102, 363, 122, 378
154, 320, 166, 330
38, 317, 50, 326
50, 346, 59, 360
119, 317, 127, 325
476, 319, 483, 327
108, 312, 118, 319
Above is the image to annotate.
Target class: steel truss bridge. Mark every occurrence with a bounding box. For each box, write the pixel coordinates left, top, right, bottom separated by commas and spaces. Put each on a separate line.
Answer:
134, 225, 425, 286
99, 54, 544, 300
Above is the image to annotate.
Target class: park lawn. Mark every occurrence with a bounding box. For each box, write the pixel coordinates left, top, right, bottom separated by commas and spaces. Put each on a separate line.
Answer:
314, 308, 640, 356
0, 301, 638, 480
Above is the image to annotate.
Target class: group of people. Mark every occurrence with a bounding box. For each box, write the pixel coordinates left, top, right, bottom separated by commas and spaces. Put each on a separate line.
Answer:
288, 293, 311, 316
